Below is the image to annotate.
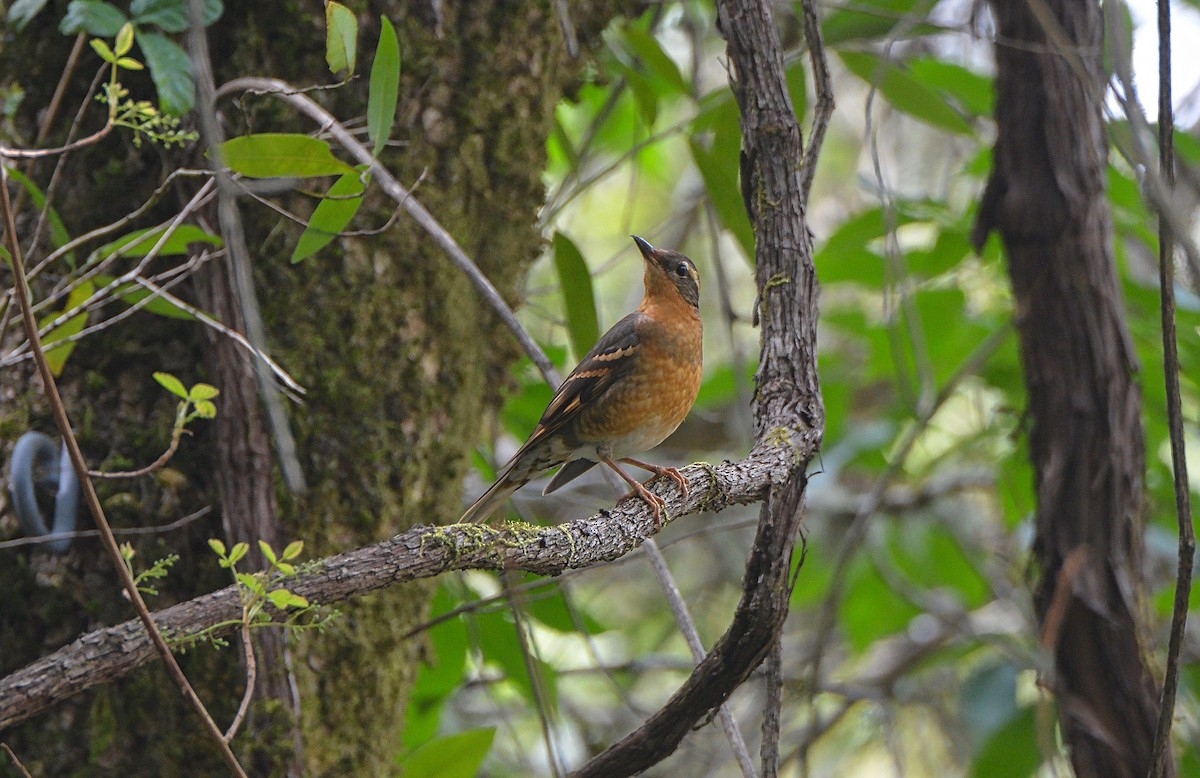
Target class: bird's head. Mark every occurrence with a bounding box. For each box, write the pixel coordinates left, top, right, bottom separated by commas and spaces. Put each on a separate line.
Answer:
632, 235, 700, 309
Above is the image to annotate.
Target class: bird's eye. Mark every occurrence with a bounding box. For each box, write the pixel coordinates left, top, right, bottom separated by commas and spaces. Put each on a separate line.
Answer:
675, 262, 689, 278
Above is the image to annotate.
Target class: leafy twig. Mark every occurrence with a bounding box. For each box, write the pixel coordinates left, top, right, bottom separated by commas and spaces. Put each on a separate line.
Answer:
214, 76, 563, 388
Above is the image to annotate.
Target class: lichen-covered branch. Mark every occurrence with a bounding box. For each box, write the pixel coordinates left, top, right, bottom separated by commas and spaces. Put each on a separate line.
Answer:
0, 445, 790, 731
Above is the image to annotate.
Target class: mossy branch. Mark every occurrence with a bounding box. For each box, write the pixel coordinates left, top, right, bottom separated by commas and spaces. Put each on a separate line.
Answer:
0, 436, 808, 731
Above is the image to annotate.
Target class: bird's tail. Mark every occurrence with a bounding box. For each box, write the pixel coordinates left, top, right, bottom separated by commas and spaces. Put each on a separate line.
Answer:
458, 464, 529, 523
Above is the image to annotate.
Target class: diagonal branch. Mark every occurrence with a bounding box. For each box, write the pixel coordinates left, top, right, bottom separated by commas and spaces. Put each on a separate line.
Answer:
213, 76, 562, 388
572, 0, 824, 772
0, 444, 797, 731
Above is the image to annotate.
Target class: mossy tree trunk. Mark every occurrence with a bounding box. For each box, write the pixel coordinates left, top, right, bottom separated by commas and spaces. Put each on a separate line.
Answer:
0, 1, 626, 774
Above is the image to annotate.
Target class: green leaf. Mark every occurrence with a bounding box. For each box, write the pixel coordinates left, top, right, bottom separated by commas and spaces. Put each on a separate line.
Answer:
207, 538, 226, 557
283, 540, 304, 560
552, 232, 600, 358
101, 224, 223, 259
525, 589, 606, 634
291, 170, 366, 263
275, 562, 296, 576
821, 0, 941, 46
153, 371, 188, 399
219, 134, 355, 178
192, 400, 216, 419
267, 588, 301, 609
970, 705, 1042, 777
886, 522, 989, 607
41, 283, 93, 376
406, 585, 469, 748
623, 67, 659, 127
90, 38, 117, 64
689, 137, 755, 260
814, 207, 901, 287
842, 556, 920, 652
130, 0, 222, 33
236, 572, 263, 595
188, 383, 219, 401
960, 662, 1019, 747
115, 57, 144, 70
114, 21, 134, 56
8, 0, 50, 32
228, 542, 249, 566
907, 57, 994, 118
621, 26, 688, 95
136, 31, 193, 114
92, 274, 197, 320
367, 16, 400, 154
61, 0, 127, 35
325, 1, 358, 75
476, 607, 557, 712
3, 168, 75, 266
258, 540, 277, 564
400, 728, 496, 778
838, 50, 975, 136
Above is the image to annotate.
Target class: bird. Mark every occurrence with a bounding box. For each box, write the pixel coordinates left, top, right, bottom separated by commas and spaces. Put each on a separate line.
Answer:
460, 235, 703, 527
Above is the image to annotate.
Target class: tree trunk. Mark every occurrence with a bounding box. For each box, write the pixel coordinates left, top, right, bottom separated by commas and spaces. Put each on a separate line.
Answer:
1, 1, 625, 774
973, 0, 1165, 775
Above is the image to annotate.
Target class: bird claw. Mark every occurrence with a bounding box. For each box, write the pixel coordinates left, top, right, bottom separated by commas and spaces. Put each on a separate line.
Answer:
628, 460, 689, 497
622, 482, 668, 529
660, 466, 688, 497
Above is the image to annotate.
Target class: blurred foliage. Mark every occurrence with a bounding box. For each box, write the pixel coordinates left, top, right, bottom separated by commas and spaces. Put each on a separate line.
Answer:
417, 0, 1200, 775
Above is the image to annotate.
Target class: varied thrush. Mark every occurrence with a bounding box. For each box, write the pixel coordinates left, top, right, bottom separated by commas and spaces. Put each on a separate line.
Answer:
460, 235, 703, 527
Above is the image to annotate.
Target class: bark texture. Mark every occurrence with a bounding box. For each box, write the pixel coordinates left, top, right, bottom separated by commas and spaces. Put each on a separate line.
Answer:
1, 1, 625, 774
973, 0, 1164, 774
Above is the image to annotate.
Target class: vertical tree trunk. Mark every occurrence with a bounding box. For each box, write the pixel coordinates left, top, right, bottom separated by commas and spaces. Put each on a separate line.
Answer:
1, 1, 626, 774
973, 0, 1165, 774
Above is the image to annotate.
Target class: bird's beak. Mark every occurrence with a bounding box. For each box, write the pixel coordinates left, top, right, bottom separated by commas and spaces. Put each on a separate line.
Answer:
631, 235, 656, 259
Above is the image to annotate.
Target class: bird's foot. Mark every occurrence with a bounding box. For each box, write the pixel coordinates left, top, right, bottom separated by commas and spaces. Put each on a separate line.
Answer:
621, 458, 689, 498
623, 479, 667, 529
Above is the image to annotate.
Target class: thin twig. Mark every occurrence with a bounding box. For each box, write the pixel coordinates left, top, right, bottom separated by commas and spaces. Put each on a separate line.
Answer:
22, 64, 106, 263
0, 123, 114, 159
760, 638, 782, 778
1149, 0, 1194, 772
188, 0, 307, 493
87, 427, 185, 480
797, 0, 833, 201
643, 539, 758, 778
25, 168, 214, 284
215, 76, 562, 388
1, 743, 33, 778
0, 507, 211, 551
502, 570, 564, 778
224, 619, 257, 743
0, 165, 248, 776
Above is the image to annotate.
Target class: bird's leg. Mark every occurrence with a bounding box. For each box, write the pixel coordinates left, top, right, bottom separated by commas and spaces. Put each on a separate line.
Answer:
620, 457, 689, 497
601, 456, 666, 528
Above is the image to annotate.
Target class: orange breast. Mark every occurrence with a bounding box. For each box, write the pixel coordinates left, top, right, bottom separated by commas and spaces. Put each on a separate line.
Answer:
575, 303, 702, 457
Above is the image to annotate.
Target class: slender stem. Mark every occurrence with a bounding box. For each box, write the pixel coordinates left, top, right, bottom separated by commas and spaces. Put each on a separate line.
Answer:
224, 616, 257, 743
1149, 0, 1194, 772
0, 165, 248, 777
643, 539, 757, 778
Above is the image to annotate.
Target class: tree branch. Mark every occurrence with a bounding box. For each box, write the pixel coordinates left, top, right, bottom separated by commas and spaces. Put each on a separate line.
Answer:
0, 445, 794, 730
572, 0, 824, 771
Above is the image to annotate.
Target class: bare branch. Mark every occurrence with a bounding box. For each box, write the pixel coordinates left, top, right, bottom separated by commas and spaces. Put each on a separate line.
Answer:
214, 76, 563, 388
